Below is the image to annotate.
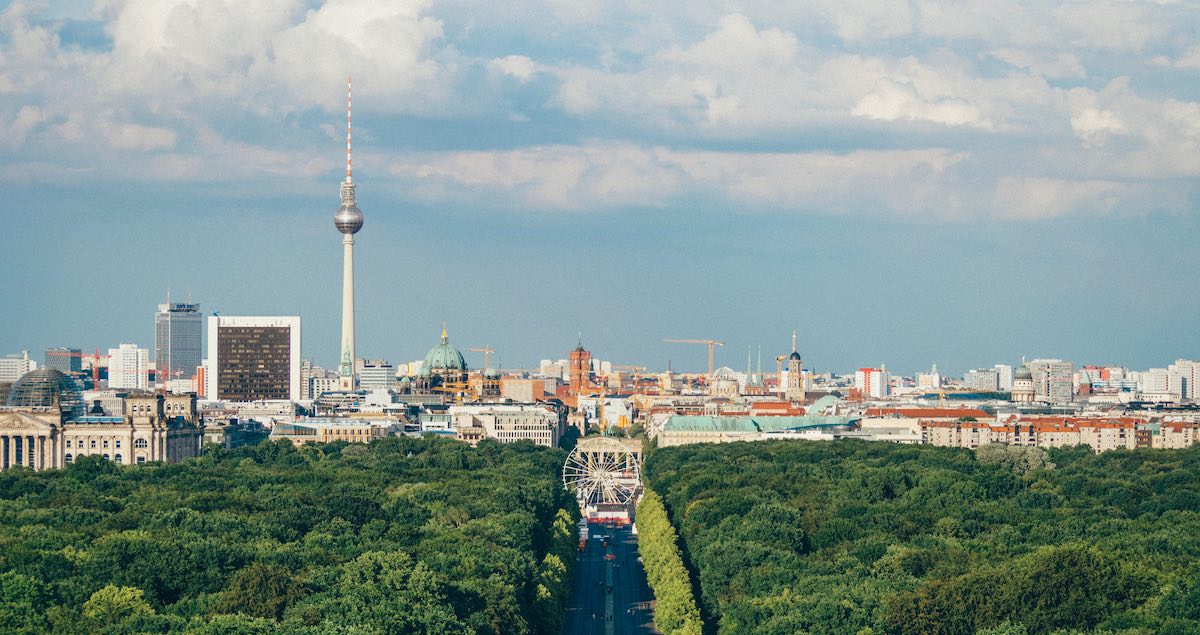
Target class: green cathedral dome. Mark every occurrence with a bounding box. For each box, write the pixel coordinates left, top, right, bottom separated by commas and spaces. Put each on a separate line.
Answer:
420, 325, 466, 376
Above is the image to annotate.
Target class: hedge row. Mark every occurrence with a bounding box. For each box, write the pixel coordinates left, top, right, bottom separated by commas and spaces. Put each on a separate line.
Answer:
636, 490, 703, 635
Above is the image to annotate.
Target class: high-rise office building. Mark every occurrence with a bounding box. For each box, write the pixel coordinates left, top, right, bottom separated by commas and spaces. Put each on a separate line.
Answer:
44, 348, 82, 374
108, 343, 149, 390
206, 316, 301, 402
155, 300, 203, 383
334, 77, 364, 392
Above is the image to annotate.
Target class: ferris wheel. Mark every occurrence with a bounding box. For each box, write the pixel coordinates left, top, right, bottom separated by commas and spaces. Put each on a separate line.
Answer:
562, 437, 642, 506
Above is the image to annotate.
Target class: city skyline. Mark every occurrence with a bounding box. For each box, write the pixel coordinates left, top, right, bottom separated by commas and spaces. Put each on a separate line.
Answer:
2, 1, 1198, 375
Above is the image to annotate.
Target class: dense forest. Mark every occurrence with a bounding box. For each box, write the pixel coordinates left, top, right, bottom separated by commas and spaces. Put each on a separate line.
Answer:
645, 440, 1200, 635
0, 437, 578, 634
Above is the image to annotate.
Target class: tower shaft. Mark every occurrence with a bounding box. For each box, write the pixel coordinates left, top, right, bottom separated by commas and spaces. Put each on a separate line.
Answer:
339, 233, 355, 389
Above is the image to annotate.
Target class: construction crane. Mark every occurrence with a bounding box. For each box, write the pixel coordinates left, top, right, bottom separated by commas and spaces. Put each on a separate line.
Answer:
46, 349, 111, 386
662, 338, 725, 375
612, 365, 647, 387
468, 345, 496, 370
48, 349, 175, 389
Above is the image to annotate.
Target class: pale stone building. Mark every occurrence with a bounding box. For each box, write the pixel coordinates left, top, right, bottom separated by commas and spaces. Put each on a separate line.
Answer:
269, 419, 395, 445
449, 404, 562, 448
1, 388, 203, 470
1161, 422, 1200, 449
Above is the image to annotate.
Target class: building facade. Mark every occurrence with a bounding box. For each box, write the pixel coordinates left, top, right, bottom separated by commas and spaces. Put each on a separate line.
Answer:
569, 341, 592, 395
155, 301, 203, 384
270, 419, 392, 445
1028, 358, 1073, 404
449, 404, 562, 448
44, 348, 82, 374
108, 343, 150, 390
786, 331, 805, 402
206, 316, 301, 402
0, 352, 37, 383
0, 392, 203, 471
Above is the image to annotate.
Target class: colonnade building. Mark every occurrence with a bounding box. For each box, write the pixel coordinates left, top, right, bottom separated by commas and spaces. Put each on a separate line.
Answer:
0, 368, 203, 471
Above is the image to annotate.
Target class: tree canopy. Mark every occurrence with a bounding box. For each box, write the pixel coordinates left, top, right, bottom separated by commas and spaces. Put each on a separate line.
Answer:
644, 440, 1200, 634
0, 437, 577, 634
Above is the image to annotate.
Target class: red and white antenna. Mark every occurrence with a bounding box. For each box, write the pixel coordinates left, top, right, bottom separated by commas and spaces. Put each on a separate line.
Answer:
346, 76, 353, 182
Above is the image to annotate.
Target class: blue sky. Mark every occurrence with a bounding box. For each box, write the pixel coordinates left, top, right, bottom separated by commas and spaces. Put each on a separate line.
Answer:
1, 0, 1198, 376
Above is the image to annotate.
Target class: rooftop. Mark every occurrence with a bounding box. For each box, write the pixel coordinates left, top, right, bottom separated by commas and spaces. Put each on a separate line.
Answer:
663, 414, 858, 433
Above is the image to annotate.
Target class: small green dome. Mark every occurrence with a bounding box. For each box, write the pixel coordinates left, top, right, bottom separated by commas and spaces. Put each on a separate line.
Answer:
1015, 365, 1033, 381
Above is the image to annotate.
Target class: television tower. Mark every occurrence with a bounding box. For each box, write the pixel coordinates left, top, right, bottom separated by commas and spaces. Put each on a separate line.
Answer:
334, 77, 364, 391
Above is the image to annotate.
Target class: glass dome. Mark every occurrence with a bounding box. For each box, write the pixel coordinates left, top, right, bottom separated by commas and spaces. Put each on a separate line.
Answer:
6, 368, 84, 420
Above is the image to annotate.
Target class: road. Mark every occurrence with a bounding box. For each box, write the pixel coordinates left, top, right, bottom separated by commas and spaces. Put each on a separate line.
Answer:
563, 524, 657, 635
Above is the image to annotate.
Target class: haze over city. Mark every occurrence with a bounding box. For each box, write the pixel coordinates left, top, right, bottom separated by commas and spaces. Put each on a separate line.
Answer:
2, 0, 1199, 374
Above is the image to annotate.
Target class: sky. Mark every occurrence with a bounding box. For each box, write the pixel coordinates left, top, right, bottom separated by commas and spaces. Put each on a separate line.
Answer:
1, 0, 1199, 377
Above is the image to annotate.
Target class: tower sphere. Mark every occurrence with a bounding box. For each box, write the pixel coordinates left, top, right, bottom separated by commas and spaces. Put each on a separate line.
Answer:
335, 199, 364, 234
334, 178, 363, 234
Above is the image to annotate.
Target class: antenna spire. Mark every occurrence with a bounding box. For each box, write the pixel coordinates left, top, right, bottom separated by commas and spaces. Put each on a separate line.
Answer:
345, 76, 353, 183
791, 329, 797, 353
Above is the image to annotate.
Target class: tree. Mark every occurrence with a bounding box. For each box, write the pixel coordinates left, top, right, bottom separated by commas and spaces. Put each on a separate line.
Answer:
0, 571, 49, 634
215, 562, 303, 620
976, 444, 1054, 475
81, 585, 155, 627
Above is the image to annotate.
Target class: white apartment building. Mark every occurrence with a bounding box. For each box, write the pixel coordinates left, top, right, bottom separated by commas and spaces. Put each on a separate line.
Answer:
994, 364, 1014, 391
359, 361, 396, 390
1168, 360, 1199, 401
855, 367, 891, 398
0, 351, 37, 383
965, 369, 1000, 391
1161, 422, 1200, 449
108, 343, 149, 390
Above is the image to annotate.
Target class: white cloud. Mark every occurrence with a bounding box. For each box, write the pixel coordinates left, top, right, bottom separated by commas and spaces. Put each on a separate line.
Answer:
101, 122, 178, 150
853, 77, 987, 128
992, 177, 1126, 219
0, 0, 1198, 221
489, 54, 537, 82
390, 143, 969, 216
1069, 108, 1124, 147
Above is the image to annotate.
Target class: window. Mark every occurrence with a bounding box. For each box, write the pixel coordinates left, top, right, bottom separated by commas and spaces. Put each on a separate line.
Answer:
114, 454, 122, 463
65, 454, 73, 463
134, 439, 148, 449
90, 440, 96, 448
102, 440, 109, 448
136, 457, 146, 464
65, 440, 72, 448
115, 440, 121, 449
102, 454, 109, 460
